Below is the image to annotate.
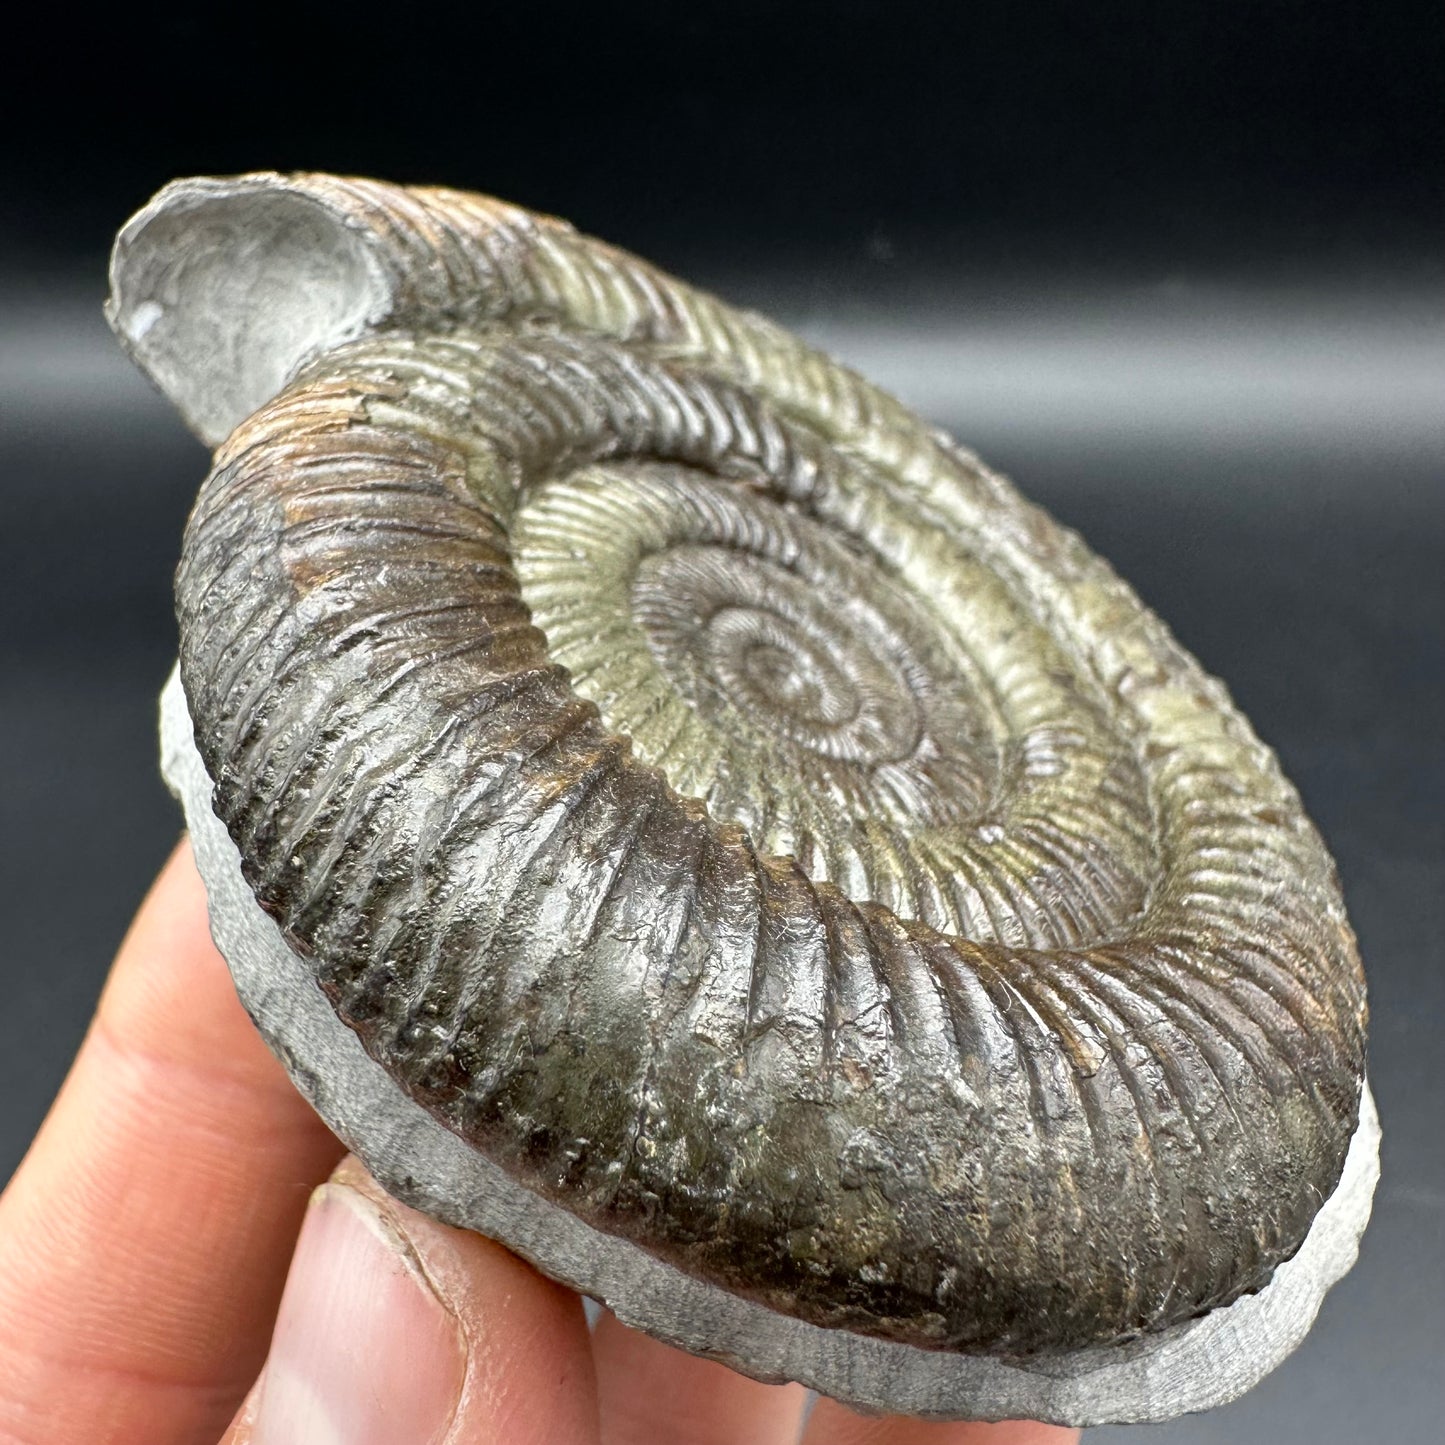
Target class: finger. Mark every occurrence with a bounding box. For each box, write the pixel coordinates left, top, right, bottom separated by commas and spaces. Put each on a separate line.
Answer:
592, 1309, 808, 1445
217, 1385, 261, 1445
0, 839, 345, 1445
802, 1398, 1081, 1445
222, 1155, 601, 1445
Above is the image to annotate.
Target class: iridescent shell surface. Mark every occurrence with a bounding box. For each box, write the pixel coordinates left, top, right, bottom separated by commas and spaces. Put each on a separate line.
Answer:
110, 174, 1372, 1416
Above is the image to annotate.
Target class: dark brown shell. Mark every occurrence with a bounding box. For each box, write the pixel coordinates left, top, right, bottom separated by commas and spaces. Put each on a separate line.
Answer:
151, 176, 1364, 1355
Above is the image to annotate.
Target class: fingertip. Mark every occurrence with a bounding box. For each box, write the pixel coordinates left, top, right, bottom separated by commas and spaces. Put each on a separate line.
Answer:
245, 1174, 466, 1445
802, 1395, 1081, 1445
217, 1381, 261, 1444
592, 1307, 808, 1445
247, 1157, 600, 1445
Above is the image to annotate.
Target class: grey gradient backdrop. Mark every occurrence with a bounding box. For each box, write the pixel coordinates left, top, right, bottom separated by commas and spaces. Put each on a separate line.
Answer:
2, 4, 1441, 1439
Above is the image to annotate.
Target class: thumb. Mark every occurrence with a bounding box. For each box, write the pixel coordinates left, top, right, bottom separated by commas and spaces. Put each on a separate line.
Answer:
220, 1156, 600, 1445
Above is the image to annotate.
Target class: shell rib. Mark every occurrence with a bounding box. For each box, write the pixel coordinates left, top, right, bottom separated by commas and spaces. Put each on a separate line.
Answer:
112, 174, 1367, 1361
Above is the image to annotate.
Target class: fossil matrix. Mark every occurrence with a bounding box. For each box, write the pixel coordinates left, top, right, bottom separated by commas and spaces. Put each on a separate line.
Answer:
108, 173, 1378, 1425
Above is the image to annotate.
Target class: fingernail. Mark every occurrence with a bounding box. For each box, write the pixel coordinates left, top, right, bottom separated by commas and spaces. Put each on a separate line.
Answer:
251, 1181, 465, 1445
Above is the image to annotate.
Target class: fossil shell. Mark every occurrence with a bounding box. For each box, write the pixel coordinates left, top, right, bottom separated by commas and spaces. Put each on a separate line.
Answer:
110, 174, 1375, 1422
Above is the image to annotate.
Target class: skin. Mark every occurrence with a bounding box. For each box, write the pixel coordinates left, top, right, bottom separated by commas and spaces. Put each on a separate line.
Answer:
0, 840, 1078, 1445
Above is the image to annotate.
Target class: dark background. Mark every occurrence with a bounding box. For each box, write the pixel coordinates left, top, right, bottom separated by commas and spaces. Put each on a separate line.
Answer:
2, 4, 1440, 1439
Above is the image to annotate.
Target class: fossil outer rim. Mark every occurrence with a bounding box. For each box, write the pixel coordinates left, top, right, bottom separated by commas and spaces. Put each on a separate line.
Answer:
114, 172, 1373, 1396
162, 667, 1381, 1425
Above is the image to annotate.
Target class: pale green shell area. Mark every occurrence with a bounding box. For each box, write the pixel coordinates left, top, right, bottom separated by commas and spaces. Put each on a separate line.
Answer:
515, 462, 1153, 946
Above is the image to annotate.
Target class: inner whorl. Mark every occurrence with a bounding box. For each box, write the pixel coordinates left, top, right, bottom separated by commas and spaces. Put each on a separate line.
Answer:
141, 175, 1366, 1357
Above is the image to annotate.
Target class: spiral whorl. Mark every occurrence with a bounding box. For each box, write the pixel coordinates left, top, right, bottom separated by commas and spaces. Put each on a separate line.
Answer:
146, 175, 1366, 1357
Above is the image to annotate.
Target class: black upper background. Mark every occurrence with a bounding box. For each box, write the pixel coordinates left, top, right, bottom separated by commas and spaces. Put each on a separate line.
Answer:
4, 2, 1440, 274
2, 5, 1441, 1442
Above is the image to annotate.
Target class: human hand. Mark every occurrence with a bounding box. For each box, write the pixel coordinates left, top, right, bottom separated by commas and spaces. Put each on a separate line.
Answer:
0, 840, 1080, 1445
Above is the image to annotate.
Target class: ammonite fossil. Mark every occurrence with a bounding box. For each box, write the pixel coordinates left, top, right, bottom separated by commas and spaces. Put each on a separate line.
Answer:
108, 173, 1378, 1425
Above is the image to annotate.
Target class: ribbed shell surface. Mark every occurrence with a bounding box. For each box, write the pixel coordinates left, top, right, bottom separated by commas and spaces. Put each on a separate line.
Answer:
173, 177, 1367, 1356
